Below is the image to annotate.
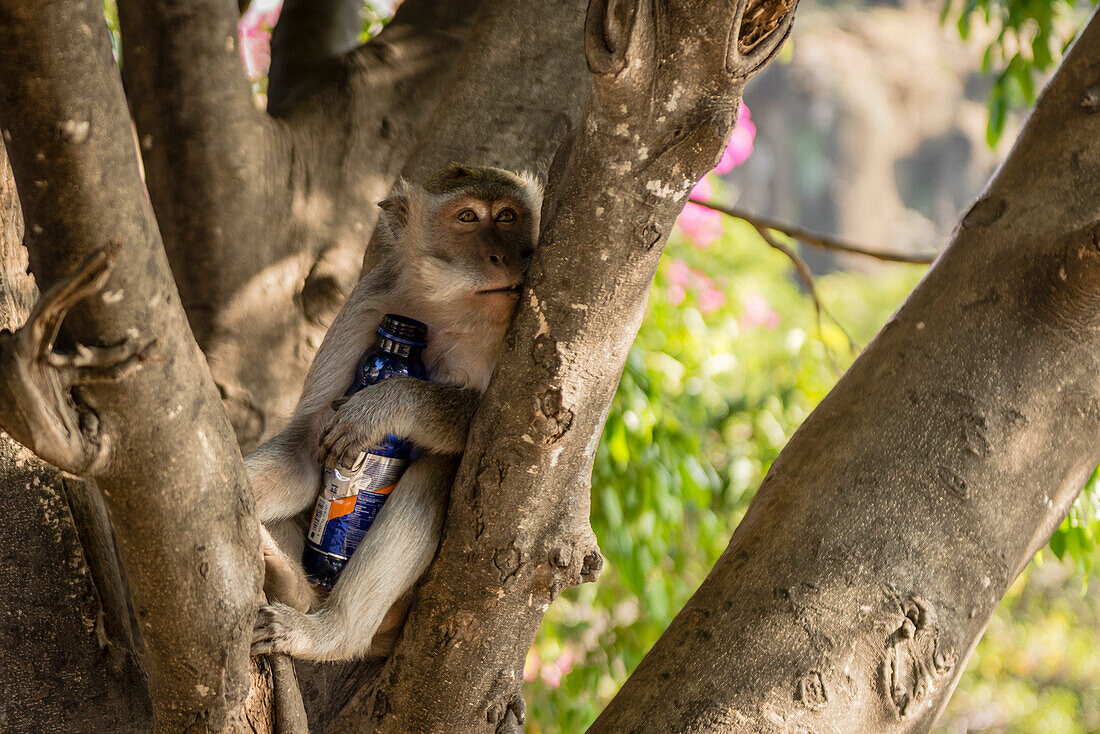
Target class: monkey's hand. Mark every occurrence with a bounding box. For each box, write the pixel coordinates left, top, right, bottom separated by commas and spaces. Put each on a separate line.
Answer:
318, 377, 479, 469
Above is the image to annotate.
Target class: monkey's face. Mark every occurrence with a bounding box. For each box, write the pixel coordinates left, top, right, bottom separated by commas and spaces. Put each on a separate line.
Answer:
424, 194, 536, 323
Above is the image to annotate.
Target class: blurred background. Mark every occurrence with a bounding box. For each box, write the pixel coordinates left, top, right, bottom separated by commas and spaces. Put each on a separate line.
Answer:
142, 0, 1100, 729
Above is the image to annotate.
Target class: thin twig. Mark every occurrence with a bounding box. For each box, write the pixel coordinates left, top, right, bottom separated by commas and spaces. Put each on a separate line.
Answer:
752, 224, 857, 359
689, 199, 937, 265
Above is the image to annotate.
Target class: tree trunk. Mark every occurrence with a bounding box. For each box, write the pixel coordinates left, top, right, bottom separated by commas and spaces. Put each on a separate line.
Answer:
0, 134, 153, 734
0, 0, 266, 728
591, 9, 1100, 732
352, 1, 796, 731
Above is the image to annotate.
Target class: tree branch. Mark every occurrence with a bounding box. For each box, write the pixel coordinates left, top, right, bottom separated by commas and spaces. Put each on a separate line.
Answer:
690, 198, 939, 264
115, 0, 282, 341
268, 0, 366, 117
0, 0, 264, 727
753, 222, 856, 352
593, 8, 1100, 731
358, 0, 798, 730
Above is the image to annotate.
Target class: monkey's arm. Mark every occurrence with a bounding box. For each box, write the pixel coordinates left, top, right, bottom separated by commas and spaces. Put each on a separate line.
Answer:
318, 377, 479, 469
244, 272, 388, 520
245, 424, 323, 523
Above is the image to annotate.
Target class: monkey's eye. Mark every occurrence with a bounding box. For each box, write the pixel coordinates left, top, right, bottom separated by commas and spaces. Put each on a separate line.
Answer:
495, 208, 517, 223
456, 209, 479, 223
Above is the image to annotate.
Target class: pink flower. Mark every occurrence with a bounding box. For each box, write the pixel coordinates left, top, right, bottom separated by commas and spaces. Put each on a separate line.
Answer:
665, 258, 691, 304
665, 259, 727, 313
697, 285, 727, 314
239, 0, 282, 81
675, 177, 724, 248
739, 291, 780, 330
539, 649, 576, 689
666, 258, 693, 287
713, 104, 756, 174
540, 665, 563, 688
556, 648, 575, 676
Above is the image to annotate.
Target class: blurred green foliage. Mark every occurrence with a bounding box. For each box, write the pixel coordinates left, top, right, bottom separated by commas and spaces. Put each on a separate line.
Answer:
940, 0, 1097, 145
940, 524, 1100, 733
523, 209, 1100, 731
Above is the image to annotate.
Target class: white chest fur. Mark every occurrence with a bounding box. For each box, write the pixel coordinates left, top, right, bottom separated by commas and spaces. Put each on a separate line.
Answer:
424, 323, 507, 393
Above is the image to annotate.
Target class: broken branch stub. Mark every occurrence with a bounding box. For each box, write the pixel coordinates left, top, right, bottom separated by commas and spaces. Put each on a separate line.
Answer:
573, 0, 799, 246
0, 249, 154, 476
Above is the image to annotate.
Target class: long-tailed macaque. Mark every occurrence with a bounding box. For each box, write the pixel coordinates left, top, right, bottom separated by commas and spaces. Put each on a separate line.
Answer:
248, 165, 541, 661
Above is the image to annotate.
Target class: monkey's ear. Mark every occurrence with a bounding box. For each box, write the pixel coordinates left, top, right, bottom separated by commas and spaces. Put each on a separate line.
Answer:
517, 170, 544, 200
378, 193, 409, 230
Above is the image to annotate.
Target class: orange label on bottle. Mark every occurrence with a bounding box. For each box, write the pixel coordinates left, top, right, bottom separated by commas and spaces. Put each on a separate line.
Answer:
326, 495, 357, 522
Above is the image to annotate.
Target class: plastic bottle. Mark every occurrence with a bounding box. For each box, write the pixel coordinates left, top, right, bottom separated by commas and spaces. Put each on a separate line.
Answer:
302, 314, 429, 587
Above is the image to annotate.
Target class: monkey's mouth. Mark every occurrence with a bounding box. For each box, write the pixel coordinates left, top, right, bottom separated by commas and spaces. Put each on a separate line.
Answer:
477, 283, 522, 296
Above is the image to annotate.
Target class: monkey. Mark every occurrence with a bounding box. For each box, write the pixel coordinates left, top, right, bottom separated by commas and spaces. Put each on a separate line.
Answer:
247, 164, 541, 662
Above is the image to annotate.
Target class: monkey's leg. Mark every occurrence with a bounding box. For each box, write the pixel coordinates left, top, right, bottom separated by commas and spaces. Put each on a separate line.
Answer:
245, 422, 323, 523
260, 519, 316, 613
251, 454, 457, 661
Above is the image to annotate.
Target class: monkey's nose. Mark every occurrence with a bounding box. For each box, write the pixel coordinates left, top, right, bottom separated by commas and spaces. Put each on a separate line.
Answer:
488, 253, 508, 265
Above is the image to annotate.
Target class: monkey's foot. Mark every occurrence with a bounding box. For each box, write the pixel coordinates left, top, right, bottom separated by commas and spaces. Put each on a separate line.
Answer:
0, 249, 156, 475
252, 602, 314, 658
252, 600, 388, 661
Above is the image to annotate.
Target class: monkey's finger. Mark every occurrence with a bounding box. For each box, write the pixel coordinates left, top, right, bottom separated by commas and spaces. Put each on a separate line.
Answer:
322, 441, 346, 471
318, 415, 339, 447
253, 606, 289, 646
319, 440, 338, 471
250, 639, 290, 657
318, 425, 347, 466
330, 435, 362, 472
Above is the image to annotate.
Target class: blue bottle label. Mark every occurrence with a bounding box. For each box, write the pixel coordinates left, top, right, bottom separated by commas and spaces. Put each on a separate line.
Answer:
306, 451, 408, 561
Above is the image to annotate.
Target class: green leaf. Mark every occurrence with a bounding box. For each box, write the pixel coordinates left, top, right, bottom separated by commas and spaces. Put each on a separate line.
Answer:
1049, 525, 1067, 560
986, 89, 1008, 147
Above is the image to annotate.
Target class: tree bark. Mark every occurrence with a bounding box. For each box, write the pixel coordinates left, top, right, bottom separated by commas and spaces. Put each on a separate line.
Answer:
267, 0, 365, 117
351, 1, 796, 732
591, 9, 1100, 733
116, 0, 279, 344
0, 0, 265, 728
